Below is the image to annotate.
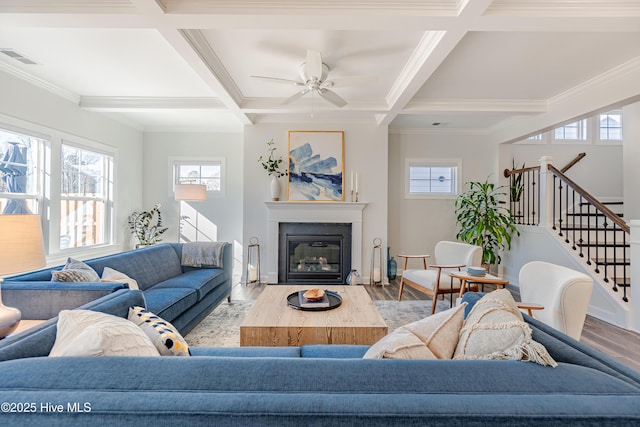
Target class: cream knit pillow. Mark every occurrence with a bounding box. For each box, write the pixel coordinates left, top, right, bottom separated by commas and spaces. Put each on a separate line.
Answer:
454, 289, 557, 367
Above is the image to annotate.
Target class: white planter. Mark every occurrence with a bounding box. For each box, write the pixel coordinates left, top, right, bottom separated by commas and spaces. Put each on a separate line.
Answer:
270, 175, 281, 201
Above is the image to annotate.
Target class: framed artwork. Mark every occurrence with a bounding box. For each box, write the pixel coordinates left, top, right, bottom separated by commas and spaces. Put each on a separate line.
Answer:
288, 130, 344, 201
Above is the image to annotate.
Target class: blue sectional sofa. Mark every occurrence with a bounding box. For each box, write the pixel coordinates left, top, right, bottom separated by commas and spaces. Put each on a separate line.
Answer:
0, 289, 638, 426
2, 242, 233, 334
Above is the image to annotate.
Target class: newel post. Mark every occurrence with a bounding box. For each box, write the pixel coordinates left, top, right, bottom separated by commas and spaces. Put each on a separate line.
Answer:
538, 156, 554, 228
630, 220, 640, 333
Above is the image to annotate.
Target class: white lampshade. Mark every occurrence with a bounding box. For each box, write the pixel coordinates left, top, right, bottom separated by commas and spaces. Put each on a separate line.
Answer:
0, 214, 46, 276
174, 184, 207, 201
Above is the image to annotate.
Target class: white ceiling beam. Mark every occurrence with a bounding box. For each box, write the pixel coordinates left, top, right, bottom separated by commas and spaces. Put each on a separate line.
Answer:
158, 28, 254, 125
376, 0, 495, 126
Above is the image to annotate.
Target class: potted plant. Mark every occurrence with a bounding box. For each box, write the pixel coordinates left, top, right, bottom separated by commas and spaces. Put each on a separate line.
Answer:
454, 178, 519, 267
258, 139, 288, 201
509, 159, 525, 203
127, 203, 168, 248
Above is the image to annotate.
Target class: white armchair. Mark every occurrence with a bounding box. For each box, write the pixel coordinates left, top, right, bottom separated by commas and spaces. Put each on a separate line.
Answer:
398, 241, 483, 314
518, 261, 594, 340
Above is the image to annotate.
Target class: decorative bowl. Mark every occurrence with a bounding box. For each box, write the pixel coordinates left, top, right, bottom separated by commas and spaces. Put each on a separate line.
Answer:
467, 266, 487, 276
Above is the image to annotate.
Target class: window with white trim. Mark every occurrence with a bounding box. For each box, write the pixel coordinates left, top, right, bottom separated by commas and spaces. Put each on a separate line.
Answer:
405, 159, 460, 198
0, 128, 44, 215
173, 159, 224, 195
599, 109, 623, 141
60, 143, 114, 249
553, 119, 587, 142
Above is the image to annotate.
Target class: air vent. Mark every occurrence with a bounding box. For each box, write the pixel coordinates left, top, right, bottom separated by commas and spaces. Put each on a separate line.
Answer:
0, 49, 37, 65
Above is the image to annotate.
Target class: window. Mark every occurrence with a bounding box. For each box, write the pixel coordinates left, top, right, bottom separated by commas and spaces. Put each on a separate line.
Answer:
554, 120, 587, 141
173, 159, 224, 195
60, 143, 113, 249
405, 159, 460, 198
599, 109, 623, 141
0, 128, 44, 215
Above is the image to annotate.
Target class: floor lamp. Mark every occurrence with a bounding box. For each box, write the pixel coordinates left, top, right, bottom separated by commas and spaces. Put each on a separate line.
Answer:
174, 183, 207, 242
0, 214, 46, 338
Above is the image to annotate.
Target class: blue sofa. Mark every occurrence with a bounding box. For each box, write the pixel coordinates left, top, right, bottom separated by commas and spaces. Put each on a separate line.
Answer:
0, 289, 638, 426
2, 242, 233, 334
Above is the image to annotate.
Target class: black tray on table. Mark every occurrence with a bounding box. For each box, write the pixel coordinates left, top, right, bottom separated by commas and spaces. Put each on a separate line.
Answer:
286, 290, 342, 311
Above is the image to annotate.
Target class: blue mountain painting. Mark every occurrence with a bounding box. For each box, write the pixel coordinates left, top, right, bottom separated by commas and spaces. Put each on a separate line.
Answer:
289, 143, 342, 201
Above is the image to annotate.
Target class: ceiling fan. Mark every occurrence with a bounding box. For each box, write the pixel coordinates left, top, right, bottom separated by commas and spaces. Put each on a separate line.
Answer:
251, 49, 374, 108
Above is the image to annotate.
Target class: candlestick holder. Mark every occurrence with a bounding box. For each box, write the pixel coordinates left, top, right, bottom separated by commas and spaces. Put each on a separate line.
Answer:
355, 191, 359, 202
370, 237, 384, 285
245, 237, 261, 285
350, 190, 355, 202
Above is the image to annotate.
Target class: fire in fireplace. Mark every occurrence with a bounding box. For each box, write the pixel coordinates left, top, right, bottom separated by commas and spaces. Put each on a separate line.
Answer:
278, 222, 352, 284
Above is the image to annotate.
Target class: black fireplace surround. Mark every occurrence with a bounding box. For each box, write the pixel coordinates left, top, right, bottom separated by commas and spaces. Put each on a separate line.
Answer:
278, 222, 352, 284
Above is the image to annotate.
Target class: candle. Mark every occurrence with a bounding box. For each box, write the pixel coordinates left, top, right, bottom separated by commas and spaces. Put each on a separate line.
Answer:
373, 268, 381, 282
350, 171, 354, 192
249, 265, 257, 282
355, 173, 358, 193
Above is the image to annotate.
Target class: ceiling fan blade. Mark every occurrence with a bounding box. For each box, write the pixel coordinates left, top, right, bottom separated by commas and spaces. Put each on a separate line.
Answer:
250, 75, 302, 85
306, 49, 323, 80
282, 88, 310, 105
318, 89, 347, 108
325, 75, 378, 87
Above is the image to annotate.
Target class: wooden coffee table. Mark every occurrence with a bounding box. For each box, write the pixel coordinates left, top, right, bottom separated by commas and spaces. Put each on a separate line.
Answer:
240, 285, 388, 347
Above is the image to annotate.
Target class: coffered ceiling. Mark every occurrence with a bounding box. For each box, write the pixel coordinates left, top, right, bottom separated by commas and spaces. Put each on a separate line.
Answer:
0, 0, 639, 135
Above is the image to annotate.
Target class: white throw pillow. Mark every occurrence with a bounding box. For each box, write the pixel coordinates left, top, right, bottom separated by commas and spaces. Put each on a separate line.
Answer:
49, 310, 160, 357
454, 289, 557, 367
100, 267, 139, 290
128, 306, 190, 356
363, 303, 467, 360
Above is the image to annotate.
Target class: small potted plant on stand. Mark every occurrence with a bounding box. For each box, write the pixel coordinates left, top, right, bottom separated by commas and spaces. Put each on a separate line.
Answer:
127, 203, 168, 248
454, 178, 519, 272
258, 139, 288, 201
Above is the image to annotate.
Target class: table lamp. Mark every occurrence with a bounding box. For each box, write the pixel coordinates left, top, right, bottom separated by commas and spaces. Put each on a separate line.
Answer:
0, 214, 46, 338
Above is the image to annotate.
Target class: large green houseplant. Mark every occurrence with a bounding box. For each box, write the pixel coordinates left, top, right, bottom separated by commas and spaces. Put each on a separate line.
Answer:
454, 178, 518, 266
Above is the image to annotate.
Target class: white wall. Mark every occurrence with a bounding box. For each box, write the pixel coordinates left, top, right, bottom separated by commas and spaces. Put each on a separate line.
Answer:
243, 123, 388, 283
142, 132, 244, 282
510, 141, 623, 199
388, 131, 499, 264
0, 68, 143, 261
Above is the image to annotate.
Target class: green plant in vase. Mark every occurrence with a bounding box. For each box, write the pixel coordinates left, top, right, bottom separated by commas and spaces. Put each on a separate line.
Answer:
258, 139, 288, 201
127, 203, 168, 247
454, 178, 519, 266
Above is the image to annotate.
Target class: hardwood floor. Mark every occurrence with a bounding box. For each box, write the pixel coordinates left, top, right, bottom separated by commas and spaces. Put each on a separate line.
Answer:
231, 279, 640, 372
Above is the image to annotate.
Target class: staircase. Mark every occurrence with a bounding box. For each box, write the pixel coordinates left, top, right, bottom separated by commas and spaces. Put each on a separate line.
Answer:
560, 201, 630, 302
505, 158, 632, 313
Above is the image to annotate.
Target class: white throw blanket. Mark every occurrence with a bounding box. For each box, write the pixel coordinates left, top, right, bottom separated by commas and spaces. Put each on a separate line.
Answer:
181, 242, 226, 268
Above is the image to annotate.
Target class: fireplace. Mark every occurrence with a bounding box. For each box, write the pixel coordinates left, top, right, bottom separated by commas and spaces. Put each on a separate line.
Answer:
265, 201, 366, 284
278, 222, 351, 284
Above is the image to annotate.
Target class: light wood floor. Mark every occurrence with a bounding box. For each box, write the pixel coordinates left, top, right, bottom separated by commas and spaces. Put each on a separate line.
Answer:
232, 279, 640, 373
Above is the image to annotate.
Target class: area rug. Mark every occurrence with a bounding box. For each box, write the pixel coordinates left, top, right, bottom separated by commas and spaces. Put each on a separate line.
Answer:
185, 298, 452, 347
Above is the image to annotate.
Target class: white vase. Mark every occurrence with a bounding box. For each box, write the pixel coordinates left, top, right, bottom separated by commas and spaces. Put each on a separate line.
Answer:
0, 284, 21, 338
270, 175, 281, 201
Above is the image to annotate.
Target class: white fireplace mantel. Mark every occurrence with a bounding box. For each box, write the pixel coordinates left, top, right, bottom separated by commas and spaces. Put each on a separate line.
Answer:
265, 201, 367, 283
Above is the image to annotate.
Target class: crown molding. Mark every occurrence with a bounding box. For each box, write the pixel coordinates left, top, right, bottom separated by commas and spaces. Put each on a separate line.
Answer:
486, 0, 640, 17
549, 56, 640, 108
389, 126, 488, 135
403, 99, 547, 113
79, 96, 225, 110
0, 61, 79, 103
